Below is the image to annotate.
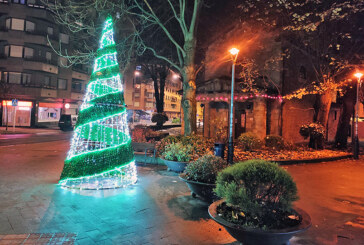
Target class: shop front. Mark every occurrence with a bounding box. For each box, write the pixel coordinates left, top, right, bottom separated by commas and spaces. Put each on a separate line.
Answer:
2, 100, 33, 127
37, 102, 63, 126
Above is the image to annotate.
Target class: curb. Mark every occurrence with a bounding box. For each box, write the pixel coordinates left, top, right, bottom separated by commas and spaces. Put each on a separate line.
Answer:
275, 154, 353, 165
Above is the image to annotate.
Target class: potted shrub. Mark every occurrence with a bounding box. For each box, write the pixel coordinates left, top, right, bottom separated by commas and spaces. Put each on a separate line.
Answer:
156, 135, 214, 161
209, 160, 311, 245
161, 142, 192, 172
179, 155, 229, 202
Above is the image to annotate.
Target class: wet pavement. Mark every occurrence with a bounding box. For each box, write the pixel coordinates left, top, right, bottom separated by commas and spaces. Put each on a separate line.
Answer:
0, 139, 364, 244
0, 130, 71, 146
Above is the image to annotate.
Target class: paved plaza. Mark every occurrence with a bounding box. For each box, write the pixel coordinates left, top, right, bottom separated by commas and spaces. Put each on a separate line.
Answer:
0, 138, 364, 244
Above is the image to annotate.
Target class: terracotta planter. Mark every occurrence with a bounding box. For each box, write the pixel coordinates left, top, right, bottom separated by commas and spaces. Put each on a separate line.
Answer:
208, 200, 311, 245
161, 158, 188, 172
179, 174, 218, 202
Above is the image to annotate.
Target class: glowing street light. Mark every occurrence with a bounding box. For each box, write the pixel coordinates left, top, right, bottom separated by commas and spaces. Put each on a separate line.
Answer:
172, 73, 179, 80
227, 48, 239, 164
134, 71, 141, 76
354, 72, 363, 159
229, 48, 239, 56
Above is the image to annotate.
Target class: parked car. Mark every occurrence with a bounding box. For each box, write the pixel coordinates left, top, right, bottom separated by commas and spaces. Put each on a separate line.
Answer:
59, 114, 78, 131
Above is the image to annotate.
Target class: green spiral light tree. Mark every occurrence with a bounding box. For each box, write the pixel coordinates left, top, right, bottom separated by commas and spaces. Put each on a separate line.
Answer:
59, 16, 137, 189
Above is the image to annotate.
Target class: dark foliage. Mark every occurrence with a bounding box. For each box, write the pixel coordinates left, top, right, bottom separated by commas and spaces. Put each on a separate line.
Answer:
215, 160, 299, 229
183, 155, 229, 184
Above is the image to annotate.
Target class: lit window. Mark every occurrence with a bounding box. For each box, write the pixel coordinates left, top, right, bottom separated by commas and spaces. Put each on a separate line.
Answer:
9, 45, 23, 58
134, 101, 140, 107
10, 18, 25, 31
47, 27, 54, 35
46, 52, 52, 62
25, 21, 35, 32
4, 46, 10, 57
22, 73, 31, 84
58, 56, 68, 66
58, 78, 67, 90
12, 0, 26, 4
24, 47, 34, 58
8, 72, 22, 84
60, 33, 69, 44
5, 19, 11, 30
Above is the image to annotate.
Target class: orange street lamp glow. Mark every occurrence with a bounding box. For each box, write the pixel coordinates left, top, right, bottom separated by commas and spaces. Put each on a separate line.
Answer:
134, 71, 141, 76
229, 48, 239, 56
354, 72, 363, 80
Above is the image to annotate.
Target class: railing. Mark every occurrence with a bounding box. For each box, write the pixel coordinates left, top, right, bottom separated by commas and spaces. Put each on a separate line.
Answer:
25, 30, 58, 40
24, 56, 58, 66
23, 83, 57, 89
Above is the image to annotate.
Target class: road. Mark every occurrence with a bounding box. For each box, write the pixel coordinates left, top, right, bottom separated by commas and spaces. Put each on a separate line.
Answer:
0, 131, 72, 146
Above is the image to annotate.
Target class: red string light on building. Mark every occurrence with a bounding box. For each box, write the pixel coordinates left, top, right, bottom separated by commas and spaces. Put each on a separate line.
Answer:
196, 94, 283, 103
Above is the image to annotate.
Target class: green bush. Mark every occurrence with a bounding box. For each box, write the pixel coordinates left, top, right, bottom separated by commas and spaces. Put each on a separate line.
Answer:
156, 134, 214, 161
215, 160, 299, 228
264, 135, 285, 150
156, 135, 183, 155
151, 113, 168, 127
162, 142, 192, 162
172, 117, 181, 124
183, 155, 229, 184
238, 132, 262, 151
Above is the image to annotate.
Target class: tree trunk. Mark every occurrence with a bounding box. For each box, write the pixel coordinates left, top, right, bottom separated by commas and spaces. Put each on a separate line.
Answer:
181, 39, 197, 136
316, 90, 333, 128
158, 69, 167, 114
335, 86, 356, 148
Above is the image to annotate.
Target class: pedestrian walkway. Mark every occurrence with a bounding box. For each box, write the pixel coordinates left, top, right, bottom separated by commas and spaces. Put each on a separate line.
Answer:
1, 140, 364, 244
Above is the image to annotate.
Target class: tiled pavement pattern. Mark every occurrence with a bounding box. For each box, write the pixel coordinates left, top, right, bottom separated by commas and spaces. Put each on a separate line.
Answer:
0, 233, 76, 245
1, 140, 364, 244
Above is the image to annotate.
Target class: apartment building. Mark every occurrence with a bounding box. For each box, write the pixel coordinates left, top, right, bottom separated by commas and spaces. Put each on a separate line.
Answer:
0, 0, 89, 127
125, 75, 182, 122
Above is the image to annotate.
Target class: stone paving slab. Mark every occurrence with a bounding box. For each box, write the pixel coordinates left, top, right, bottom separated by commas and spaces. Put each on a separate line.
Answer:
0, 233, 76, 245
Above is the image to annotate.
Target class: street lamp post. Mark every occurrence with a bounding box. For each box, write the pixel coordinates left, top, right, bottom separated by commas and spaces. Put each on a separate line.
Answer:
228, 48, 239, 164
354, 72, 363, 159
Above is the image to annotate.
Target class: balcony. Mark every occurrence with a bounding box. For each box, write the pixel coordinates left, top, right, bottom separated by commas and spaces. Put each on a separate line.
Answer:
72, 70, 89, 81
40, 88, 57, 98
71, 92, 83, 101
23, 58, 58, 74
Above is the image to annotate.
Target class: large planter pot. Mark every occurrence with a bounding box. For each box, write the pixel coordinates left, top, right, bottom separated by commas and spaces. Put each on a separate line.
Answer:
208, 200, 311, 245
179, 174, 217, 203
161, 158, 188, 172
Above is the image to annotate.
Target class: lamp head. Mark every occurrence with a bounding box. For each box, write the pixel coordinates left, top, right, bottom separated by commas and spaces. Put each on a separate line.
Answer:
354, 72, 363, 80
229, 48, 239, 56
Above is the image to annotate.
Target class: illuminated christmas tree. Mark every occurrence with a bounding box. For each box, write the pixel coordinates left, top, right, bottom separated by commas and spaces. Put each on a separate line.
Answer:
59, 16, 137, 189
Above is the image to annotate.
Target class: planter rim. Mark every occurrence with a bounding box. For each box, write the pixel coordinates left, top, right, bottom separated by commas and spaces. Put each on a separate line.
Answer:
179, 174, 216, 186
208, 199, 311, 235
161, 158, 189, 164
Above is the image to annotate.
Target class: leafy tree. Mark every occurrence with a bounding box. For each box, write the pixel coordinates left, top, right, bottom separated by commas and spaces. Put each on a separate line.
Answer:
45, 0, 205, 135
239, 0, 364, 130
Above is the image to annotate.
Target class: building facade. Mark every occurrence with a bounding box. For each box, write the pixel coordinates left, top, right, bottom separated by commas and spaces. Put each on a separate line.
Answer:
124, 73, 182, 123
0, 0, 89, 127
